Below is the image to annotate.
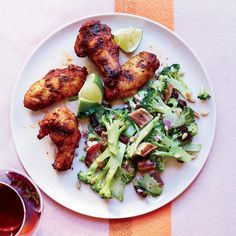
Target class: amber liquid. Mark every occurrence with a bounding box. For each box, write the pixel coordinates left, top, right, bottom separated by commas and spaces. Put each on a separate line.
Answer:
0, 183, 25, 235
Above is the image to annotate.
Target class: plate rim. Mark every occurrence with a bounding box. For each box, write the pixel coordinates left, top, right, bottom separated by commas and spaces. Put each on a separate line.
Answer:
10, 12, 216, 219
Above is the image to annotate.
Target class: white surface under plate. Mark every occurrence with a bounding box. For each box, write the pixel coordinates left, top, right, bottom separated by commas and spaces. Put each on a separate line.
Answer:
11, 13, 216, 219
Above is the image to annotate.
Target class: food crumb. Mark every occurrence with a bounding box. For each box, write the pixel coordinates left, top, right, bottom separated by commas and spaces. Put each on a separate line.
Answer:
61, 51, 73, 66
76, 181, 81, 189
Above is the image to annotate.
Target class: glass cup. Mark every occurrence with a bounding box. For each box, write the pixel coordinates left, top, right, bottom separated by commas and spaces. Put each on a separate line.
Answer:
0, 169, 43, 235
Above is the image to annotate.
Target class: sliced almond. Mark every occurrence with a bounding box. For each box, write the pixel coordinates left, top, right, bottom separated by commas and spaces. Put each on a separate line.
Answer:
186, 92, 195, 103
182, 132, 188, 140
200, 111, 209, 117
194, 111, 200, 119
175, 154, 182, 158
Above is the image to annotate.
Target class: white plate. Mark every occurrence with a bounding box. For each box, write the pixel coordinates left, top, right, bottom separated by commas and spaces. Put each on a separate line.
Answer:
11, 13, 216, 219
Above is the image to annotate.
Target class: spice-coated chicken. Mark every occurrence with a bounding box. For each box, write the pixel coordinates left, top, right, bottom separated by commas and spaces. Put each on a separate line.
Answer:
37, 107, 81, 171
24, 65, 88, 111
105, 51, 160, 101
74, 20, 121, 87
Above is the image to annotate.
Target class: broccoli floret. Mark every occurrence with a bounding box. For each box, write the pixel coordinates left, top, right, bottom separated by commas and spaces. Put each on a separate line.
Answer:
79, 142, 127, 200
146, 124, 192, 162
188, 123, 198, 136
126, 116, 160, 159
148, 75, 168, 94
140, 88, 167, 114
181, 107, 198, 136
100, 109, 128, 155
160, 64, 192, 99
183, 107, 195, 125
134, 89, 148, 102
140, 88, 184, 128
198, 86, 211, 100
121, 160, 136, 184
99, 186, 113, 199
77, 148, 110, 184
149, 155, 167, 172
160, 64, 181, 79
133, 174, 163, 197
167, 98, 178, 108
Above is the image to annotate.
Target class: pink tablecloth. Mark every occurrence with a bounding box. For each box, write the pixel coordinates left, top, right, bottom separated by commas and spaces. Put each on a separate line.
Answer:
0, 0, 236, 235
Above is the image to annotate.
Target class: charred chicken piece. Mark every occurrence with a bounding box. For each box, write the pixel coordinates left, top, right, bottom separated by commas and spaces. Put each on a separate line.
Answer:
105, 51, 160, 101
37, 107, 81, 171
74, 20, 121, 87
24, 65, 88, 111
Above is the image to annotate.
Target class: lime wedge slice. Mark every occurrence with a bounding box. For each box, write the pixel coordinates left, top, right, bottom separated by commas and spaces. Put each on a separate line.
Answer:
114, 28, 143, 53
77, 97, 100, 116
79, 73, 104, 104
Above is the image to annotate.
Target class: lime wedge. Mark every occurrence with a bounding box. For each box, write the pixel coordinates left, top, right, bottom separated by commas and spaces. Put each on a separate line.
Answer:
79, 73, 104, 104
77, 73, 104, 118
77, 97, 100, 116
114, 28, 143, 53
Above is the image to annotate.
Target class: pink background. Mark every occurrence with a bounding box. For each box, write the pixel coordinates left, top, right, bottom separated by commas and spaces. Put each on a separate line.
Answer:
0, 0, 235, 235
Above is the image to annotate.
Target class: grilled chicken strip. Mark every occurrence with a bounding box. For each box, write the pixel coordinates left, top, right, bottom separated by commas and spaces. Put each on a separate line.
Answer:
105, 51, 160, 101
74, 20, 121, 87
24, 65, 88, 111
38, 107, 81, 171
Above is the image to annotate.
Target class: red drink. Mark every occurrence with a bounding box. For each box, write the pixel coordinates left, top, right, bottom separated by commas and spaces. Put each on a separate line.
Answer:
0, 183, 25, 235
0, 169, 43, 235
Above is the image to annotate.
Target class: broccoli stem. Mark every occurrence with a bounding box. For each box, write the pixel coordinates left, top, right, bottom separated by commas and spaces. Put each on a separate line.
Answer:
99, 142, 126, 199
152, 150, 174, 157
171, 146, 192, 162
126, 116, 160, 159
91, 164, 110, 192
90, 148, 110, 169
153, 146, 192, 162
107, 124, 127, 156
110, 168, 125, 202
183, 143, 201, 153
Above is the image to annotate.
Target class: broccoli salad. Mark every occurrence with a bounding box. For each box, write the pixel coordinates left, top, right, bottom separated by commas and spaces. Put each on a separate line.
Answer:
77, 64, 206, 201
